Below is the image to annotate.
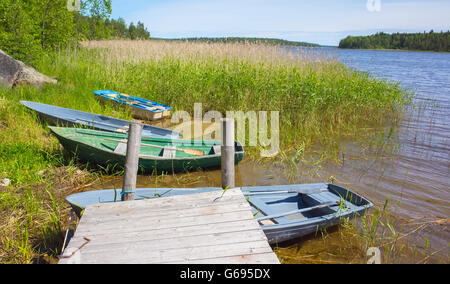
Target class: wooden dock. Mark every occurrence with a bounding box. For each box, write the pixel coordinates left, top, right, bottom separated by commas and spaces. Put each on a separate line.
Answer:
59, 189, 280, 264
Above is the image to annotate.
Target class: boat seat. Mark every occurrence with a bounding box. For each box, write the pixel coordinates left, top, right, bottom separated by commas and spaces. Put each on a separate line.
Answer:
211, 145, 221, 155
113, 140, 128, 155
307, 191, 358, 212
248, 197, 294, 225
161, 147, 176, 158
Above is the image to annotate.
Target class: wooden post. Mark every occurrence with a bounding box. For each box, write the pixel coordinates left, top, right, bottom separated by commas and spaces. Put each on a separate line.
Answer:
122, 123, 143, 201
221, 118, 235, 189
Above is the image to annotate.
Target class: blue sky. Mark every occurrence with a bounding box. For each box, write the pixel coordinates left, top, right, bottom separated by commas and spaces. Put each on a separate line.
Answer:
111, 0, 450, 46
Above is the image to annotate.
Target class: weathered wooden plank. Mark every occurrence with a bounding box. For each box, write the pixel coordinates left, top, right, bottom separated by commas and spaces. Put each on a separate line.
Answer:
80, 201, 249, 224
66, 219, 261, 248
80, 197, 246, 221
74, 229, 267, 256
171, 253, 280, 264
74, 209, 255, 236
60, 189, 279, 264
81, 241, 274, 264
83, 188, 236, 213
83, 195, 241, 217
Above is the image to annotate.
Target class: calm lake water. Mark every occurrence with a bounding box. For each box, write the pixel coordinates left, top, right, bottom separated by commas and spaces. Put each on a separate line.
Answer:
329, 48, 449, 219
322, 48, 449, 259
90, 48, 449, 262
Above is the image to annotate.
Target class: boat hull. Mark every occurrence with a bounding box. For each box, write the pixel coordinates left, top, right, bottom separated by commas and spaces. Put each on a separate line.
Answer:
50, 127, 245, 173
20, 101, 180, 139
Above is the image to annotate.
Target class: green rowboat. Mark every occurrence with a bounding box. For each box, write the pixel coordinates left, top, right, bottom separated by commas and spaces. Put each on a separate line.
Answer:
49, 127, 244, 173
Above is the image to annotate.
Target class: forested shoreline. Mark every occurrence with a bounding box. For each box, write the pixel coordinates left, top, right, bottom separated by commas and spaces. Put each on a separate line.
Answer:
339, 31, 449, 52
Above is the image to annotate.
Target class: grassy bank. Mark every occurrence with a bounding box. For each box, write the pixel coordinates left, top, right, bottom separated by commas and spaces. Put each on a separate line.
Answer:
0, 40, 410, 263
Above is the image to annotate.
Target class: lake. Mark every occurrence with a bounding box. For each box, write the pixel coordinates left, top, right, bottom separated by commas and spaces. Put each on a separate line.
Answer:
322, 48, 449, 258
330, 48, 449, 218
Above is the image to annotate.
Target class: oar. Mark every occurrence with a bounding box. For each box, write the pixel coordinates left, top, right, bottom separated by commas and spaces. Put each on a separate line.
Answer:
257, 201, 340, 222
104, 138, 205, 156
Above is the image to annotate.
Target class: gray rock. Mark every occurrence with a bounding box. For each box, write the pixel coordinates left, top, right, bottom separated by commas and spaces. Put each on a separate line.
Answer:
0, 49, 57, 88
0, 49, 22, 88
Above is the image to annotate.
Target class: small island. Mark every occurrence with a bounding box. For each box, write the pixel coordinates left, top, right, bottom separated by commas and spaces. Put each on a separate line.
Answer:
339, 31, 449, 52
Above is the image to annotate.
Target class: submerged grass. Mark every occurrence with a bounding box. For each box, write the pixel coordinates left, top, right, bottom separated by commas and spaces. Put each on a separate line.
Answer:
274, 198, 449, 264
0, 40, 410, 263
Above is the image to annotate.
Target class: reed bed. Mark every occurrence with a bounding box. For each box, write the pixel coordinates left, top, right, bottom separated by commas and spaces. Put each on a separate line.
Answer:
60, 40, 409, 152
81, 40, 329, 64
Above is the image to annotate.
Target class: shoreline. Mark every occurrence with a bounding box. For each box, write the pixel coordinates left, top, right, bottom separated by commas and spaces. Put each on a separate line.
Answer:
336, 47, 450, 54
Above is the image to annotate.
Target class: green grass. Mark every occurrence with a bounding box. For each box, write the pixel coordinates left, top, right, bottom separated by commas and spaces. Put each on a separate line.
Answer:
0, 40, 411, 263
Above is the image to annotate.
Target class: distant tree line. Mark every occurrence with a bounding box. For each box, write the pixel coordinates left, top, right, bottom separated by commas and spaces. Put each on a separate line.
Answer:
0, 0, 150, 65
339, 31, 449, 52
75, 15, 150, 41
159, 37, 320, 47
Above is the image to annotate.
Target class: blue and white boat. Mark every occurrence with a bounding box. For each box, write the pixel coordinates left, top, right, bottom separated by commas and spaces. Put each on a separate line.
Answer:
66, 183, 373, 244
93, 90, 171, 121
20, 101, 180, 139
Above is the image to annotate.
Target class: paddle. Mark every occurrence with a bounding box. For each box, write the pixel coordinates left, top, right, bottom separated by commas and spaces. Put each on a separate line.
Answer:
104, 138, 205, 156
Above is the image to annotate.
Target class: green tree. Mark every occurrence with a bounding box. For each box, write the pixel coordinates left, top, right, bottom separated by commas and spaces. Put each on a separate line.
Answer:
128, 22, 137, 40
110, 18, 128, 38
0, 0, 151, 65
0, 0, 41, 63
79, 0, 112, 39
37, 0, 76, 50
136, 21, 150, 39
339, 31, 450, 52
0, 0, 75, 64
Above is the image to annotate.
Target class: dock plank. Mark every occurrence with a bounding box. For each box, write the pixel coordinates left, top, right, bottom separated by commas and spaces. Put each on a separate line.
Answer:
59, 189, 279, 264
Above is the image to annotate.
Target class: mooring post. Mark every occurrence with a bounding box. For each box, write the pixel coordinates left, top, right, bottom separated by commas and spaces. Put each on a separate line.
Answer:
221, 118, 235, 189
122, 123, 143, 201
